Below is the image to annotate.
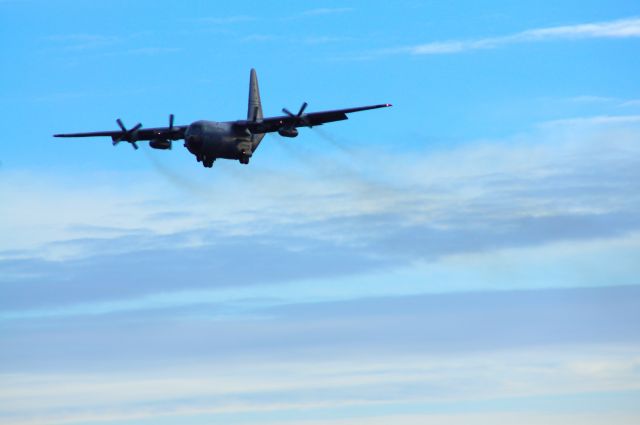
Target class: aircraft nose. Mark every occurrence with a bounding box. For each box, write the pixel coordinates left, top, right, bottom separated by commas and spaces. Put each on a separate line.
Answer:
185, 123, 203, 142
186, 135, 202, 147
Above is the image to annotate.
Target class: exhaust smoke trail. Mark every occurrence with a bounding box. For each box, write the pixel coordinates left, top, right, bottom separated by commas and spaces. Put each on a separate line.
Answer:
312, 127, 356, 155
268, 133, 398, 205
142, 148, 215, 197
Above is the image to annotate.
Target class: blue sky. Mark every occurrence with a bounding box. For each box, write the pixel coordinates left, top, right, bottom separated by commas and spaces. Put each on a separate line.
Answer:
1, 1, 640, 424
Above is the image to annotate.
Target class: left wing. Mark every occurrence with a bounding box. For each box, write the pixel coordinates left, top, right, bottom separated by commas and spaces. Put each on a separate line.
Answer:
54, 116, 186, 149
235, 103, 391, 134
54, 126, 187, 141
53, 126, 187, 140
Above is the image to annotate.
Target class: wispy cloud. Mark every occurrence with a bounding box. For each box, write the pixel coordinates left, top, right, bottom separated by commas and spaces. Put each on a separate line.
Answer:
276, 8, 354, 23
43, 33, 181, 58
196, 8, 352, 26
298, 7, 354, 17
106, 47, 182, 57
3, 114, 640, 260
3, 120, 640, 424
241, 34, 282, 43
567, 95, 617, 103
195, 15, 256, 25
2, 342, 639, 425
558, 95, 640, 109
621, 99, 640, 107
241, 34, 354, 45
3, 233, 640, 320
540, 114, 640, 127
303, 36, 354, 45
45, 34, 121, 51
385, 17, 640, 55
2, 115, 640, 317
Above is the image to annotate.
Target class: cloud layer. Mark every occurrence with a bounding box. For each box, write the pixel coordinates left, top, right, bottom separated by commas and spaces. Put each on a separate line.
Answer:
2, 95, 640, 425
388, 17, 640, 55
2, 115, 640, 317
2, 286, 640, 425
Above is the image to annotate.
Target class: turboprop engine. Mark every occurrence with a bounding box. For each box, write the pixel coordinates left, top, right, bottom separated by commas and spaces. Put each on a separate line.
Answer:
277, 127, 298, 138
149, 139, 172, 149
277, 102, 308, 138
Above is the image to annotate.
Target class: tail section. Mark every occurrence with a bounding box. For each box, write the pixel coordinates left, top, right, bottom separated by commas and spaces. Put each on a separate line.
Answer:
248, 69, 263, 122
247, 68, 265, 150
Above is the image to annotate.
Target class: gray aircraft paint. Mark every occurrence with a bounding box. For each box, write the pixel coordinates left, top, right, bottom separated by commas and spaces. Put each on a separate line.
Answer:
54, 69, 391, 168
248, 68, 265, 151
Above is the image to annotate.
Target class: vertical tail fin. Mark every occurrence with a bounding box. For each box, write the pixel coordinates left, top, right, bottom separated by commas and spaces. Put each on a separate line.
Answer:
248, 68, 263, 122
247, 68, 265, 150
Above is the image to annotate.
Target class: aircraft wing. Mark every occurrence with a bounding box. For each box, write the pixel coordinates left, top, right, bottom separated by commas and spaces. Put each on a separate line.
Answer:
236, 103, 391, 134
54, 126, 187, 141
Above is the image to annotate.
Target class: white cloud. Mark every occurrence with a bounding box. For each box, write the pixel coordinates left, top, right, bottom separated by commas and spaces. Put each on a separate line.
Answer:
3, 232, 639, 321
521, 17, 640, 39
195, 15, 256, 25
195, 9, 352, 27
299, 8, 354, 17
303, 36, 354, 44
2, 114, 639, 261
45, 34, 121, 51
557, 96, 640, 110
1, 345, 639, 425
389, 17, 640, 55
567, 95, 617, 103
621, 99, 640, 107
120, 47, 182, 56
540, 114, 640, 127
229, 413, 640, 425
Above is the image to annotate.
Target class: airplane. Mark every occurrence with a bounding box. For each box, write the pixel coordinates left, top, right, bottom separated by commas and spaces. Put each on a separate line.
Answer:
54, 69, 391, 168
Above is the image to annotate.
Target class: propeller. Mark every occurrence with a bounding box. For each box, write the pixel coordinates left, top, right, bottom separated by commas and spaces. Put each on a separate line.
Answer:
113, 119, 142, 150
282, 102, 308, 127
168, 114, 174, 132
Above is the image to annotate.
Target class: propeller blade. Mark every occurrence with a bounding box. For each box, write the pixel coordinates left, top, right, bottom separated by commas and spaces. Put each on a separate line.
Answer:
297, 102, 308, 117
169, 114, 174, 130
282, 107, 295, 117
282, 102, 310, 131
113, 119, 141, 147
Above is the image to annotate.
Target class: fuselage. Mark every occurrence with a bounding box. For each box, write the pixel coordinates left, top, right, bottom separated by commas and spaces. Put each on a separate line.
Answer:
184, 120, 257, 166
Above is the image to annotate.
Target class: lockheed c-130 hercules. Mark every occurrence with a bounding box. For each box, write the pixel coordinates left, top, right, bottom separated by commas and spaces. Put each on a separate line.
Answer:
54, 69, 391, 168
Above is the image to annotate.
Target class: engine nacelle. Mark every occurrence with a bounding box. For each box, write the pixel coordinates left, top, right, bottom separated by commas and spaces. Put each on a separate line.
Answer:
278, 127, 298, 138
149, 139, 172, 150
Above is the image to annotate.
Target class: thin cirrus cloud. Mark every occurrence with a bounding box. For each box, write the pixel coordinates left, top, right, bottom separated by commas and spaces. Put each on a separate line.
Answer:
2, 285, 639, 424
44, 33, 122, 51
194, 15, 257, 24
196, 8, 353, 25
540, 114, 640, 127
388, 17, 640, 55
298, 7, 353, 17
2, 114, 639, 260
1, 115, 639, 319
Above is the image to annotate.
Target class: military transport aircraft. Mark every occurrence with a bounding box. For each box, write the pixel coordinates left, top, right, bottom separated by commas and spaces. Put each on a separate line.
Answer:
54, 69, 391, 168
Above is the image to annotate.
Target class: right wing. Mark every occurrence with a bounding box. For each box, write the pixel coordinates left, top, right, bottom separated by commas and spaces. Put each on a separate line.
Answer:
235, 103, 392, 134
